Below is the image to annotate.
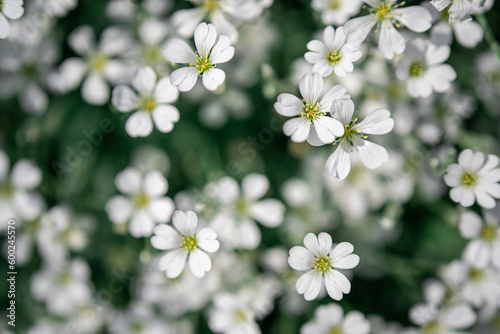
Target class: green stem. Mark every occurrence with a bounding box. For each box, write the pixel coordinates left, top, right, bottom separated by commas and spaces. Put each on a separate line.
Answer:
476, 13, 500, 60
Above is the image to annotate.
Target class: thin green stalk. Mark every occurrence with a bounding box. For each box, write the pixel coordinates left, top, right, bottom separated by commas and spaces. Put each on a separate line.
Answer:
476, 13, 500, 60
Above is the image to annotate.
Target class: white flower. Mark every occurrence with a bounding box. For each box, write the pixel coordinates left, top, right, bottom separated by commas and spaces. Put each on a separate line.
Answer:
208, 174, 285, 250
396, 39, 456, 98
311, 0, 362, 26
0, 0, 24, 39
208, 292, 261, 334
112, 66, 180, 137
57, 25, 132, 105
409, 302, 476, 334
151, 210, 219, 278
425, 3, 484, 49
171, 0, 271, 43
0, 150, 44, 225
305, 26, 362, 78
459, 209, 500, 269
274, 72, 347, 144
105, 167, 175, 237
301, 303, 371, 334
288, 232, 360, 301
431, 0, 485, 23
444, 149, 500, 209
162, 22, 234, 92
441, 260, 500, 308
30, 259, 93, 316
344, 0, 432, 59
322, 100, 394, 180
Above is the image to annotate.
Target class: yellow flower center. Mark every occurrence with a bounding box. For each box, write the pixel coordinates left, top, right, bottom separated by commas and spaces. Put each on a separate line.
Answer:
140, 96, 157, 112
314, 257, 331, 274
328, 50, 342, 65
374, 2, 392, 20
235, 198, 249, 215
90, 53, 109, 74
300, 101, 324, 124
181, 236, 197, 251
134, 192, 150, 208
481, 225, 497, 241
58, 271, 72, 286
142, 46, 163, 65
423, 321, 440, 334
461, 171, 477, 188
329, 328, 342, 334
0, 183, 14, 198
409, 63, 424, 77
469, 268, 484, 282
191, 53, 214, 75
329, 0, 341, 10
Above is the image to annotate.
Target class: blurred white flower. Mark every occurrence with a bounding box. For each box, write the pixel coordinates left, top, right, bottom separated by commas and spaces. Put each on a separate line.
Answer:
409, 302, 476, 333
208, 174, 285, 250
163, 22, 234, 92
323, 101, 394, 180
344, 0, 432, 59
274, 72, 347, 144
396, 39, 456, 98
459, 209, 500, 269
444, 149, 500, 209
0, 0, 24, 39
57, 25, 132, 105
30, 258, 93, 316
112, 66, 180, 137
37, 205, 94, 265
431, 0, 485, 23
288, 232, 360, 301
0, 150, 44, 225
311, 0, 362, 26
301, 303, 370, 334
171, 0, 271, 43
151, 210, 219, 278
305, 26, 362, 78
105, 167, 175, 237
441, 260, 500, 308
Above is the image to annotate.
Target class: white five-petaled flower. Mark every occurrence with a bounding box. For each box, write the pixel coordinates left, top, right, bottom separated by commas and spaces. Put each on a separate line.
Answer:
209, 173, 285, 250
58, 25, 132, 105
112, 66, 180, 137
105, 167, 175, 238
459, 209, 500, 269
274, 72, 347, 145
151, 210, 220, 279
444, 149, 500, 209
305, 26, 362, 78
288, 232, 360, 301
311, 0, 363, 26
441, 260, 500, 308
320, 100, 394, 180
431, 0, 485, 23
162, 22, 235, 92
301, 303, 371, 334
396, 39, 456, 98
344, 0, 432, 59
0, 0, 24, 39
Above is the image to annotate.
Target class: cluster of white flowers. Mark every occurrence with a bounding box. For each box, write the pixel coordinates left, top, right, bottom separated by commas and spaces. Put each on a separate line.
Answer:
3, 0, 500, 333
